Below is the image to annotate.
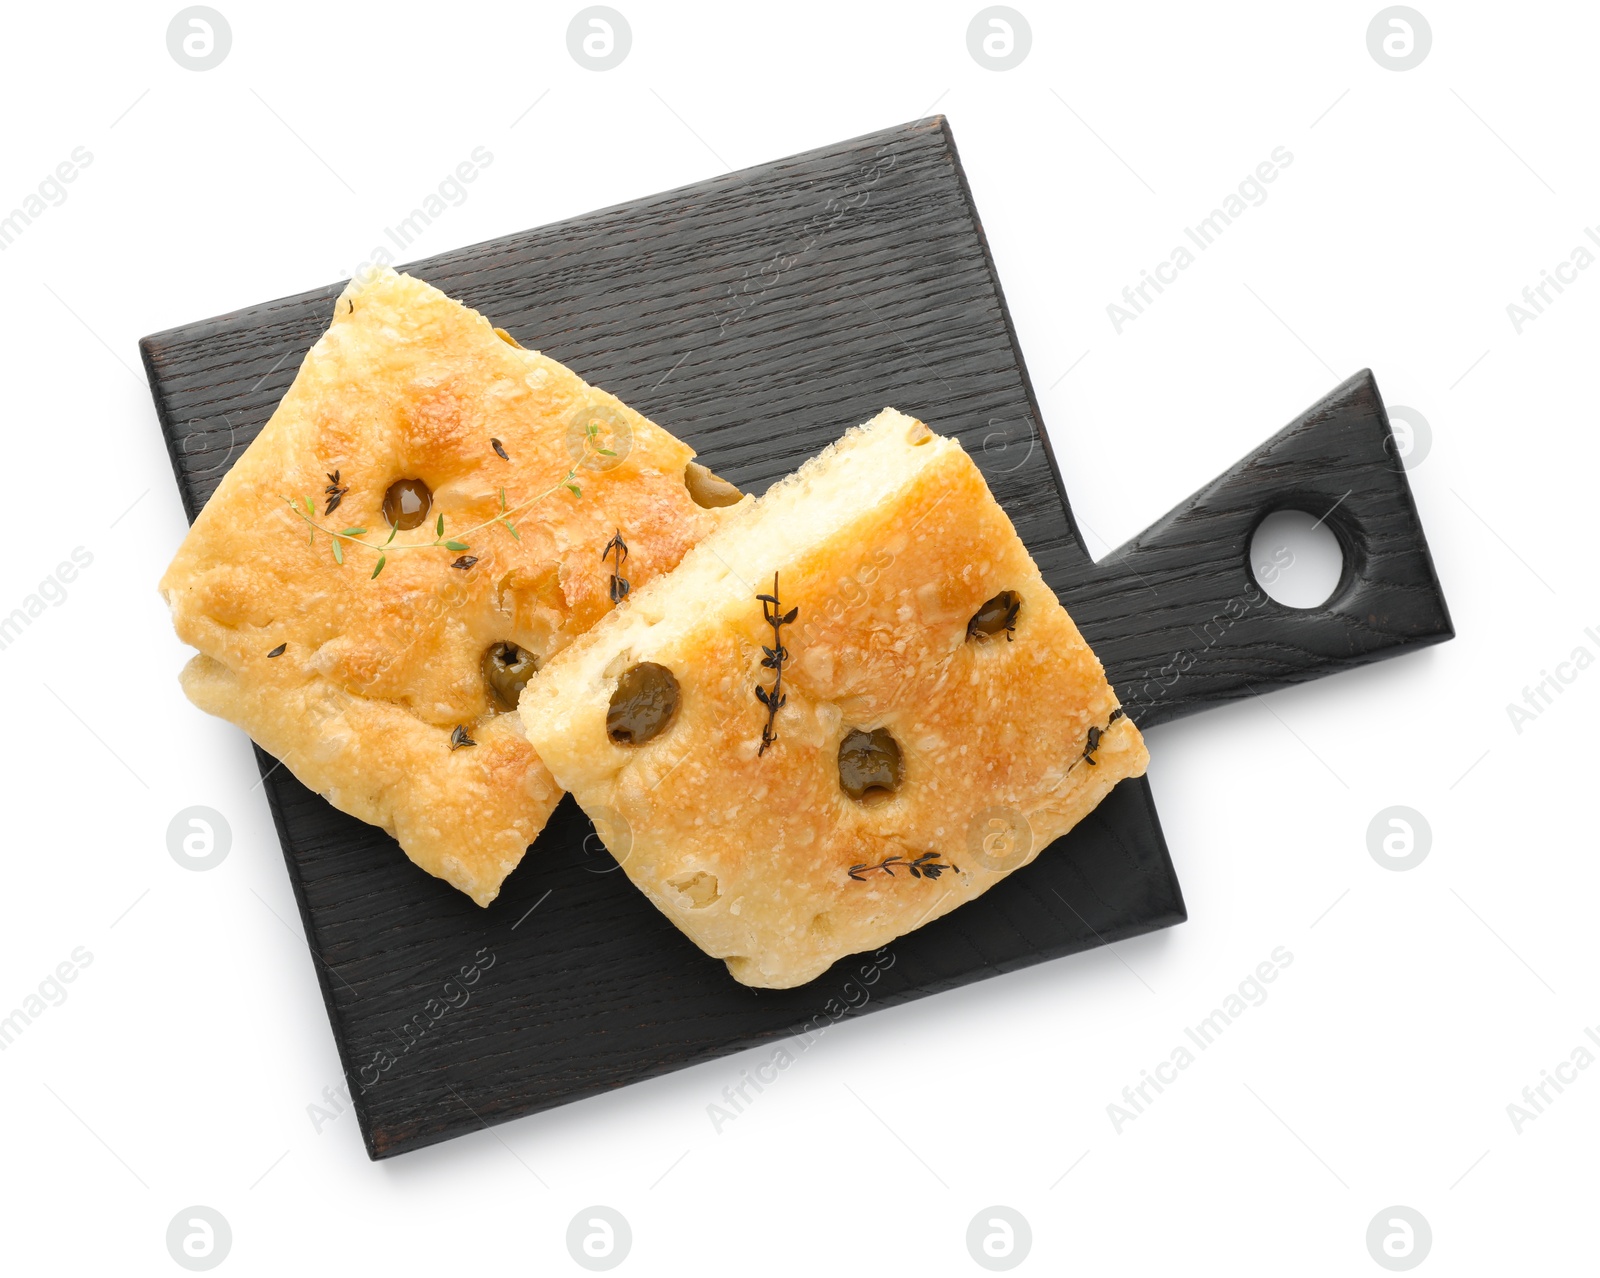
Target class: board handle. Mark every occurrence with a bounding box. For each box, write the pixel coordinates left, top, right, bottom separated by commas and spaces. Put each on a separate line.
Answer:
1066, 370, 1453, 729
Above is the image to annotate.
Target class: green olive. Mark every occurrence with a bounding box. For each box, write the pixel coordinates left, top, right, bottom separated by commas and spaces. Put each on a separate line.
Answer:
683, 461, 745, 509
382, 478, 432, 530
483, 642, 539, 712
607, 662, 681, 745
967, 589, 1020, 641
838, 727, 903, 801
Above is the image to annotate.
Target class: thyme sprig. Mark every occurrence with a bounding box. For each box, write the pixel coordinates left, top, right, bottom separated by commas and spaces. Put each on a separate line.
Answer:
848, 851, 960, 882
602, 529, 630, 604
283, 425, 607, 579
755, 572, 797, 756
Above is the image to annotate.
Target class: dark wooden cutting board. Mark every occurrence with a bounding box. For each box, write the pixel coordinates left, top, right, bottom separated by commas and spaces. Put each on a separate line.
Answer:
141, 116, 1451, 1159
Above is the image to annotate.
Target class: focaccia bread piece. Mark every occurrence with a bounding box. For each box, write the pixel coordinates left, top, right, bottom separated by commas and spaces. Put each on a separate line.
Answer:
520, 408, 1148, 987
160, 267, 744, 905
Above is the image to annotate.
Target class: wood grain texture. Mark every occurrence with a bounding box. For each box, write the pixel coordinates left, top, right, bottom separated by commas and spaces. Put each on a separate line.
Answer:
140, 116, 1448, 1158
1084, 369, 1454, 726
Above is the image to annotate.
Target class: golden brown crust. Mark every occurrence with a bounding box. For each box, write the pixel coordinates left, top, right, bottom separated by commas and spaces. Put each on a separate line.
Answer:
160, 267, 738, 905
521, 409, 1149, 985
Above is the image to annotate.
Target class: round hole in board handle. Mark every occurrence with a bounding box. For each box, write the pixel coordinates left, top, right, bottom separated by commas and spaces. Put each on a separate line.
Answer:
1249, 508, 1345, 609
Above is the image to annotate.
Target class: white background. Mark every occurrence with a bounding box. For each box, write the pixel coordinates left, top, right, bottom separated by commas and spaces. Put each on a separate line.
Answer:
1, 1, 1594, 1273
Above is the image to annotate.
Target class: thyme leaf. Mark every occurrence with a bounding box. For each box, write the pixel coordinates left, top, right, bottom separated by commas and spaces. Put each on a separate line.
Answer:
277, 434, 605, 576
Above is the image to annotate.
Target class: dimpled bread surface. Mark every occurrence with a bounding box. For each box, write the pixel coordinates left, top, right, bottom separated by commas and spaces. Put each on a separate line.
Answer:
160, 267, 740, 905
520, 408, 1148, 987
